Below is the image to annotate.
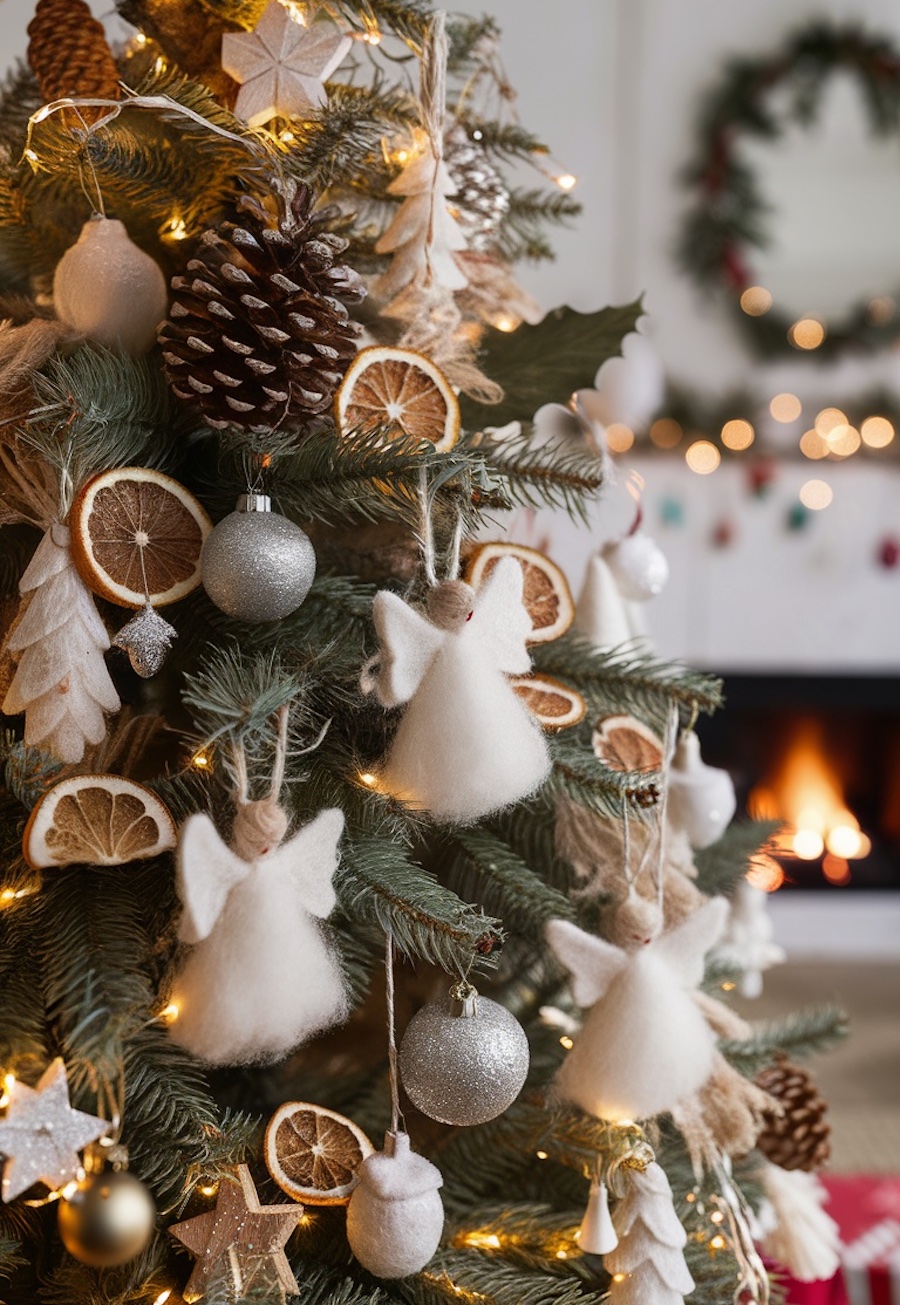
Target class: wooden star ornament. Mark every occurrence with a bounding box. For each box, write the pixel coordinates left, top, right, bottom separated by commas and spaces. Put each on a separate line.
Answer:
170, 1164, 301, 1301
221, 1, 351, 127
0, 1059, 108, 1202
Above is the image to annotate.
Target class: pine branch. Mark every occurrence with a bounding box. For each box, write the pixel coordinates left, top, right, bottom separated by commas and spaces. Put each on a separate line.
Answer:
287, 82, 420, 192
694, 819, 783, 896
438, 828, 575, 945
720, 1005, 849, 1075
336, 834, 503, 973
473, 429, 605, 522
534, 632, 724, 726
546, 734, 661, 817
416, 1252, 591, 1305
25, 347, 178, 502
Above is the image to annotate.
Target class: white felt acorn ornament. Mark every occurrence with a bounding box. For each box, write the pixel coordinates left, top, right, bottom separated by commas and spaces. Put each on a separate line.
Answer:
169, 710, 347, 1064
667, 730, 736, 849
363, 557, 550, 824
53, 215, 168, 355
546, 896, 729, 1122
345, 1129, 444, 1278
398, 980, 529, 1126
201, 492, 316, 623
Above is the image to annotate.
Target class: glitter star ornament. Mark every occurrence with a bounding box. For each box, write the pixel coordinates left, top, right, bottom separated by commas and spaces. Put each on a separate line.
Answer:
221, 1, 351, 128
0, 1059, 108, 1202
169, 1163, 300, 1301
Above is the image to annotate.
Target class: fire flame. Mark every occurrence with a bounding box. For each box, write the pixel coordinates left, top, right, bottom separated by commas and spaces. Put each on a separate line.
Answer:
748, 717, 870, 885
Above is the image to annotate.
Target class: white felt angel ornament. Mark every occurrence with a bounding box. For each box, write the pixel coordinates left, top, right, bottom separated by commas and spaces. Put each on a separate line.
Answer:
363, 556, 551, 825
170, 711, 347, 1065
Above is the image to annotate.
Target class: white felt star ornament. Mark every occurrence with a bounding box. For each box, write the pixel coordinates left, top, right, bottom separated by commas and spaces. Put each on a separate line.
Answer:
222, 1, 351, 127
0, 1059, 108, 1201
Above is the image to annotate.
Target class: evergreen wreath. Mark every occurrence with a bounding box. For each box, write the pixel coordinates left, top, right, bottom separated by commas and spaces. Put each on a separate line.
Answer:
677, 21, 900, 361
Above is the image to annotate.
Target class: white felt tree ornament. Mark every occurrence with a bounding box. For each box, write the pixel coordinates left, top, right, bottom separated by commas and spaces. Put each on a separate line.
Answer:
345, 1130, 444, 1278
605, 1162, 695, 1305
757, 1162, 840, 1283
364, 560, 550, 824
221, 1, 351, 127
2, 522, 119, 763
170, 803, 347, 1065
545, 897, 729, 1121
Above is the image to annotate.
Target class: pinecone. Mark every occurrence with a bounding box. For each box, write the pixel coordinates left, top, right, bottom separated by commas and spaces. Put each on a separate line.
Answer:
27, 0, 121, 107
444, 125, 510, 252
754, 1055, 832, 1171
159, 185, 366, 433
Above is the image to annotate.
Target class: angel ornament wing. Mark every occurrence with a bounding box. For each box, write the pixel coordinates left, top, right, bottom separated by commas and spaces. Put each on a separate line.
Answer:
364, 558, 551, 825
545, 897, 729, 1122
170, 804, 348, 1066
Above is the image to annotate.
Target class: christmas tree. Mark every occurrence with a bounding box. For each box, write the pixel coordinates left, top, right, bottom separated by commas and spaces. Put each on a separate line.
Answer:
0, 2, 846, 1302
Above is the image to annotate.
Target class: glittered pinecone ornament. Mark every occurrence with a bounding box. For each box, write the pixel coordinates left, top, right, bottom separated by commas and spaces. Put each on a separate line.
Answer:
443, 125, 510, 252
28, 0, 121, 109
159, 184, 365, 433
755, 1056, 831, 1172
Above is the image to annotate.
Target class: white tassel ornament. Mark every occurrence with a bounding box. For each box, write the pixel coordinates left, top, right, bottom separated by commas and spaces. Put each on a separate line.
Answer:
668, 731, 736, 850
345, 1130, 444, 1278
758, 1162, 840, 1284
170, 805, 347, 1065
53, 216, 168, 355
364, 559, 550, 824
2, 523, 119, 763
578, 1178, 618, 1255
546, 898, 729, 1121
605, 1162, 695, 1304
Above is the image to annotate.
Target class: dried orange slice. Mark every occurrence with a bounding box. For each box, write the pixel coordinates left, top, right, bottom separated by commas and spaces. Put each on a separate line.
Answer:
265, 1102, 373, 1206
23, 774, 176, 869
71, 467, 211, 609
512, 674, 586, 730
335, 346, 460, 451
592, 715, 663, 772
465, 542, 574, 643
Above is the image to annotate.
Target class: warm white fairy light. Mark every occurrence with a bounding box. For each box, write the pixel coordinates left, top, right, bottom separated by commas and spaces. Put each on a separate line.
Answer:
153, 1292, 172, 1305
160, 1002, 180, 1024
559, 1035, 574, 1050
555, 172, 577, 191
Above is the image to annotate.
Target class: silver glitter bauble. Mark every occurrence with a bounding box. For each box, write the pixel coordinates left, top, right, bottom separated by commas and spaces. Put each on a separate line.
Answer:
113, 603, 177, 677
602, 533, 669, 601
58, 1169, 156, 1267
399, 985, 529, 1126
201, 494, 315, 623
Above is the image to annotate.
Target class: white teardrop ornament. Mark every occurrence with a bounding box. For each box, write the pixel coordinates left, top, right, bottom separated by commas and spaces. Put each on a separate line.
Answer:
53, 216, 168, 355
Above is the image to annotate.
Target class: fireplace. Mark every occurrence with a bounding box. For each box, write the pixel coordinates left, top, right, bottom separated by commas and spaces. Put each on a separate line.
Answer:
695, 674, 900, 892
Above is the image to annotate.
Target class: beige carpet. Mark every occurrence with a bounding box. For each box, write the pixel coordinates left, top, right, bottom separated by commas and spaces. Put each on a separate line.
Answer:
735, 961, 900, 1172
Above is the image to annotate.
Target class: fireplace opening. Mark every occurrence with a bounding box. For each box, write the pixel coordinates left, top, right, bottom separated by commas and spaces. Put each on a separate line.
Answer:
695, 674, 900, 892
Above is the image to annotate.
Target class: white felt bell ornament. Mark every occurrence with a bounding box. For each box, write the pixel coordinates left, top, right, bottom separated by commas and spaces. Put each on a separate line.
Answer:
545, 896, 729, 1122
667, 730, 736, 849
578, 1176, 618, 1255
362, 560, 550, 824
345, 1130, 444, 1278
169, 710, 347, 1065
53, 215, 168, 355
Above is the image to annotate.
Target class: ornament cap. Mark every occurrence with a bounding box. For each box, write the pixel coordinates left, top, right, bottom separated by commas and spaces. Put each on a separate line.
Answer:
237, 493, 272, 513
448, 979, 478, 1018
358, 1132, 443, 1201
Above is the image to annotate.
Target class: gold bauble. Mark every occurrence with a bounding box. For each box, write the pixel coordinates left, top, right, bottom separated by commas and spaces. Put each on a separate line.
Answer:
58, 1169, 156, 1267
